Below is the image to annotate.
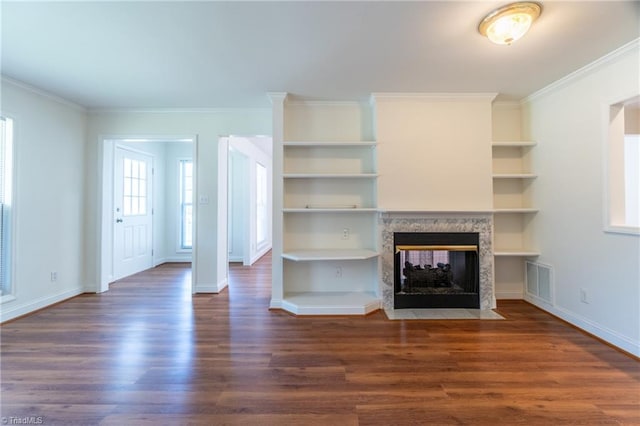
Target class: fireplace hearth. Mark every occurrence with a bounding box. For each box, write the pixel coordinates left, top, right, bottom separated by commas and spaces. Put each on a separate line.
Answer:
394, 232, 480, 309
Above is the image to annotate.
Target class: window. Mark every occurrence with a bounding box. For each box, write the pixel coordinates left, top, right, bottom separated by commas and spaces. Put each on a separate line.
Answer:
624, 134, 639, 227
256, 162, 267, 247
0, 117, 14, 298
606, 96, 640, 234
180, 159, 193, 249
123, 158, 147, 216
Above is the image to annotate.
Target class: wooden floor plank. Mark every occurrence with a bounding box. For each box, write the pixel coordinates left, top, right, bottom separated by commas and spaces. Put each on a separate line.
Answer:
1, 252, 639, 425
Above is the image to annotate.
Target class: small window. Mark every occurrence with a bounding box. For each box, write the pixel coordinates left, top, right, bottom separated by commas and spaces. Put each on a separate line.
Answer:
606, 95, 640, 234
256, 162, 267, 247
123, 158, 147, 216
0, 116, 14, 299
180, 159, 193, 249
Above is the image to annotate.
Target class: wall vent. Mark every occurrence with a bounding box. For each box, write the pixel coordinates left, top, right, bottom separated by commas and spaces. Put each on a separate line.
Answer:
525, 261, 553, 304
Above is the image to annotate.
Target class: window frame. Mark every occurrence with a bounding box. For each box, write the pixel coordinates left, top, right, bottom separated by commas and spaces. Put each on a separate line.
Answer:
0, 115, 16, 304
603, 95, 640, 235
178, 158, 193, 251
255, 161, 268, 249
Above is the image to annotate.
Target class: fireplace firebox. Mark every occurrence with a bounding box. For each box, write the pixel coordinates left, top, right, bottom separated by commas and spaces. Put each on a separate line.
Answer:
394, 232, 480, 309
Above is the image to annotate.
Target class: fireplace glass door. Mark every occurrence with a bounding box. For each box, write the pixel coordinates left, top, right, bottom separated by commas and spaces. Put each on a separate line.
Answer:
394, 232, 480, 309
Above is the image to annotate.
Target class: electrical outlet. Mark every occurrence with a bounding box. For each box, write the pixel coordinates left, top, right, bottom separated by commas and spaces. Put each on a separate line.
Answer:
50, 272, 57, 282
342, 228, 350, 240
335, 267, 342, 279
580, 288, 588, 304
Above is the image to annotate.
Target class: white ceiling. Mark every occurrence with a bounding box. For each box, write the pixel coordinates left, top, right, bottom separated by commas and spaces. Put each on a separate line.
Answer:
2, 1, 638, 109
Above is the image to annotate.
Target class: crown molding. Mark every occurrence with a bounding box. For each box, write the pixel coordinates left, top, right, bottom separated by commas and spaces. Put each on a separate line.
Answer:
267, 92, 288, 105
371, 92, 498, 102
524, 37, 640, 104
1, 76, 87, 113
87, 107, 271, 114
285, 100, 370, 107
492, 100, 521, 109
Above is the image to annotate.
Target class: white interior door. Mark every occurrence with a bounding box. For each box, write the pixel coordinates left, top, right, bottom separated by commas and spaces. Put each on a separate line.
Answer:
113, 147, 153, 280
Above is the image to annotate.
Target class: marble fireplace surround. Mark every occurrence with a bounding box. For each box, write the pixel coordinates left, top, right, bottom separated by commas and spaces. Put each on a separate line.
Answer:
379, 211, 496, 311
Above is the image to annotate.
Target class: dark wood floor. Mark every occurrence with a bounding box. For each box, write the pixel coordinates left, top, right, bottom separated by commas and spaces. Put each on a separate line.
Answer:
1, 252, 639, 425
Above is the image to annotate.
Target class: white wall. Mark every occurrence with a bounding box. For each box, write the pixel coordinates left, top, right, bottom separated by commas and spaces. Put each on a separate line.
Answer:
86, 109, 271, 293
522, 41, 640, 356
374, 94, 495, 211
0, 79, 87, 321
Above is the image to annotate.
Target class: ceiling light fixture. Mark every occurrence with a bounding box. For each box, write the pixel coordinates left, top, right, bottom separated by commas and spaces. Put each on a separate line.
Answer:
478, 2, 542, 45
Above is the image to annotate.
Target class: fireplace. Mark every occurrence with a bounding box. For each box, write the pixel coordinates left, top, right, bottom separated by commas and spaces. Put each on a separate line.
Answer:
394, 232, 480, 309
379, 211, 495, 311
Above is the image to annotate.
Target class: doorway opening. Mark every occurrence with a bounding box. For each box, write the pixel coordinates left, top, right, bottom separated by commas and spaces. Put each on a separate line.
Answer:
99, 136, 196, 293
219, 135, 273, 289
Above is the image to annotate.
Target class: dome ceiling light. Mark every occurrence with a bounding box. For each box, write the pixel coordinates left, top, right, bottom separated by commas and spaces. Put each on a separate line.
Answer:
478, 2, 542, 45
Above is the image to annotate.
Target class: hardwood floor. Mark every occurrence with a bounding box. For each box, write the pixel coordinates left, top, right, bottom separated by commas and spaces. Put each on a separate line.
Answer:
1, 252, 638, 425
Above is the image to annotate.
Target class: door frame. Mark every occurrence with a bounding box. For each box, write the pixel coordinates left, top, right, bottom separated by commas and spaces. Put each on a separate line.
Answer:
97, 135, 198, 293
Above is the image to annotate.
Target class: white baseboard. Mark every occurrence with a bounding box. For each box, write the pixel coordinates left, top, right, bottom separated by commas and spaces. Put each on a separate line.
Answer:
163, 257, 192, 263
155, 256, 192, 266
194, 278, 228, 294
496, 290, 524, 300
269, 298, 282, 309
525, 295, 640, 358
1, 287, 85, 323
250, 245, 272, 265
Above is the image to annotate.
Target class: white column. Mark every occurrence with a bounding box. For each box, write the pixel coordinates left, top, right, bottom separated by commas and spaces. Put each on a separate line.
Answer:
268, 92, 287, 308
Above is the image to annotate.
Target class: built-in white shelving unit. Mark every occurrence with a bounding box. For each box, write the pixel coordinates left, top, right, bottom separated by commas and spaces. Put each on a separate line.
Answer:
491, 140, 539, 258
273, 119, 381, 314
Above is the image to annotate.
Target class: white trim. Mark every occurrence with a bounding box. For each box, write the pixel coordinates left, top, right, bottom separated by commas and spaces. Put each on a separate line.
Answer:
88, 107, 271, 114
285, 99, 371, 108
269, 298, 283, 309
371, 92, 498, 102
492, 101, 521, 109
267, 92, 288, 104
153, 256, 192, 267
0, 295, 16, 304
524, 38, 640, 104
378, 210, 494, 215
194, 279, 228, 294
1, 76, 87, 112
604, 225, 640, 236
177, 157, 194, 252
0, 288, 84, 323
495, 290, 524, 300
0, 113, 19, 302
525, 295, 640, 358
602, 95, 640, 236
97, 135, 198, 294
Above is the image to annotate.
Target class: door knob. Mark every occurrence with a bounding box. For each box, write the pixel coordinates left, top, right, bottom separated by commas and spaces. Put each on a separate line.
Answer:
116, 218, 123, 223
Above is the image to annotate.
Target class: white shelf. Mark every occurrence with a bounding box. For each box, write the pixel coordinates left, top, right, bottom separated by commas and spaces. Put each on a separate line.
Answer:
282, 291, 381, 315
277, 103, 378, 316
493, 173, 537, 179
493, 208, 539, 213
492, 141, 537, 147
282, 249, 379, 261
284, 141, 376, 147
284, 173, 378, 179
494, 249, 540, 257
283, 208, 378, 213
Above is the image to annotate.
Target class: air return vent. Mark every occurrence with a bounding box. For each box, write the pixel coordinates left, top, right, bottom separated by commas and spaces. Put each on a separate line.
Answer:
526, 261, 553, 304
